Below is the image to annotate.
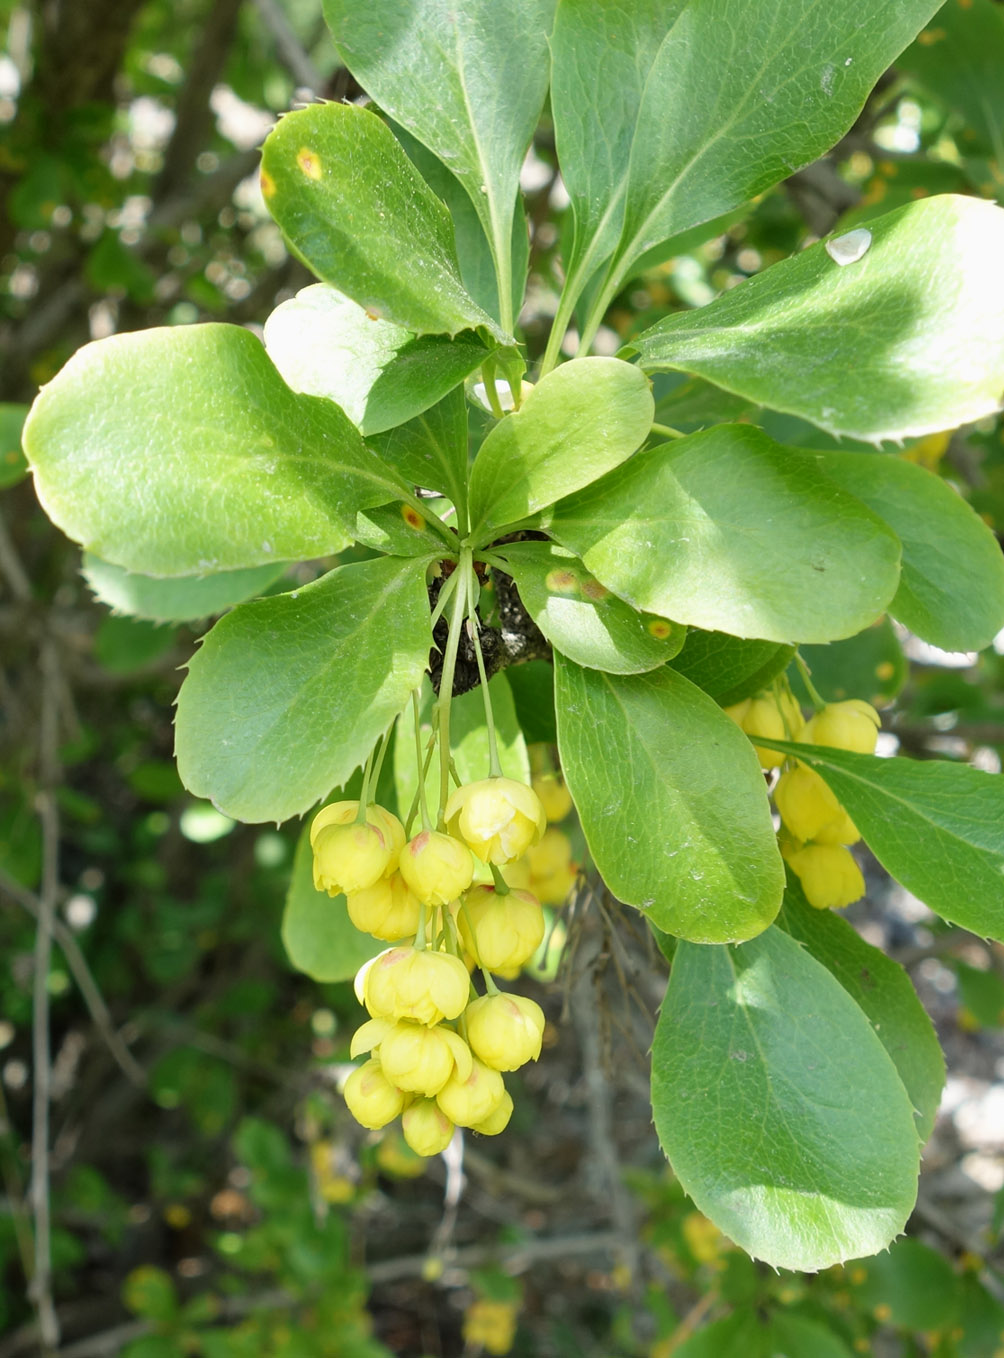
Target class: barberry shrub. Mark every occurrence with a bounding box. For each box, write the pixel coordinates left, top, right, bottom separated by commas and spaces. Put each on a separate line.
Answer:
20, 0, 1004, 1272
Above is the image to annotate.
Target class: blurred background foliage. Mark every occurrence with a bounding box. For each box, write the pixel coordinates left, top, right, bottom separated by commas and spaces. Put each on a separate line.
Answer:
2, 0, 1004, 1353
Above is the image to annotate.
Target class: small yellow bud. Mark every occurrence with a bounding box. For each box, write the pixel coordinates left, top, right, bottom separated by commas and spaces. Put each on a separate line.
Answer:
445, 777, 546, 865
364, 946, 472, 1025
378, 1021, 473, 1096
398, 829, 474, 905
401, 1099, 454, 1157
458, 885, 545, 972
465, 992, 545, 1071
343, 1058, 405, 1129
527, 827, 578, 905
774, 765, 859, 845
722, 698, 751, 726
802, 699, 880, 754
471, 1089, 514, 1136
436, 1056, 506, 1127
310, 800, 404, 859
787, 843, 865, 910
463, 1299, 518, 1356
312, 821, 391, 895
531, 773, 573, 823
346, 872, 422, 940
740, 692, 804, 768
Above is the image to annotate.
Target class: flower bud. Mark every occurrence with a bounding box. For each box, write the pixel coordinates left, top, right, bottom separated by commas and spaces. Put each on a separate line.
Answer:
802, 699, 880, 754
347, 872, 422, 940
402, 1099, 454, 1157
463, 1298, 518, 1355
378, 1021, 473, 1096
774, 765, 859, 845
531, 773, 573, 824
445, 777, 546, 865
465, 992, 545, 1071
458, 885, 545, 972
398, 830, 474, 905
311, 801, 405, 873
527, 827, 577, 905
313, 821, 391, 895
364, 946, 472, 1025
436, 1056, 506, 1128
787, 843, 865, 910
739, 692, 804, 769
343, 1058, 405, 1129
471, 1090, 514, 1137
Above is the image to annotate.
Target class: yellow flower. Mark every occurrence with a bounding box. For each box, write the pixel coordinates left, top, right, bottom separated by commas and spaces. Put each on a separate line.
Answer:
363, 946, 472, 1025
310, 800, 405, 866
786, 843, 865, 910
458, 885, 545, 972
465, 992, 545, 1071
527, 827, 578, 905
445, 777, 546, 865
342, 1058, 405, 1129
471, 1090, 514, 1136
738, 691, 804, 768
774, 765, 859, 845
401, 1099, 454, 1157
802, 699, 880, 754
376, 1021, 473, 1097
436, 1056, 506, 1127
398, 829, 474, 905
531, 773, 573, 823
463, 1299, 518, 1355
312, 821, 393, 896
346, 872, 422, 940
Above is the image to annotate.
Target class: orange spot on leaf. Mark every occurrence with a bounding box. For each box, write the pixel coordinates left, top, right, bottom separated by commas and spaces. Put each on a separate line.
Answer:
296, 148, 323, 180
401, 505, 425, 531
260, 169, 276, 198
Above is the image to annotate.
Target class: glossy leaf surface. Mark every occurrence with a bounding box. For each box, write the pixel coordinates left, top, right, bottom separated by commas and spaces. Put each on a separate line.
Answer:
82, 555, 288, 624
260, 104, 505, 341
629, 196, 1004, 442
669, 631, 795, 706
555, 657, 783, 943
499, 541, 684, 673
263, 284, 488, 436
547, 425, 901, 643
175, 557, 433, 823
652, 927, 920, 1269
24, 325, 404, 576
468, 357, 653, 541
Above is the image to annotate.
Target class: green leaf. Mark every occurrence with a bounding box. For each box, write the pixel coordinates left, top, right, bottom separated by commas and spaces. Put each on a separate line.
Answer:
122, 1266, 179, 1323
497, 541, 684, 673
394, 674, 529, 826
94, 616, 177, 675
324, 0, 554, 330
675, 1313, 854, 1358
468, 357, 654, 542
282, 823, 382, 982
262, 284, 488, 436
175, 556, 433, 823
547, 425, 901, 644
367, 387, 469, 520
777, 879, 945, 1141
652, 927, 920, 1270
670, 631, 795, 706
353, 502, 448, 557
898, 0, 1004, 162
0, 404, 28, 488
850, 1237, 960, 1331
24, 325, 409, 576
791, 617, 906, 709
553, 0, 943, 320
82, 554, 287, 623
629, 196, 1004, 442
555, 656, 783, 943
391, 121, 530, 327
506, 659, 556, 745
760, 739, 1004, 941
952, 958, 1004, 1029
811, 449, 1004, 652
260, 103, 505, 342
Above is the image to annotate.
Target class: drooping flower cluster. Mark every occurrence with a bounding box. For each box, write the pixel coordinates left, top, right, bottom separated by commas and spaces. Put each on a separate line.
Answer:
317, 777, 553, 1155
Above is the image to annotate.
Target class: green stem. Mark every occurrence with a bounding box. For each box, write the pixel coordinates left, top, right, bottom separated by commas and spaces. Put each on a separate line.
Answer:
415, 903, 428, 952
575, 257, 623, 359
405, 723, 439, 838
794, 652, 827, 712
651, 422, 687, 440
481, 967, 500, 996
355, 741, 378, 822
429, 568, 460, 631
412, 690, 433, 833
467, 574, 502, 778
437, 551, 471, 825
538, 285, 578, 380
490, 863, 511, 896
480, 358, 507, 420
